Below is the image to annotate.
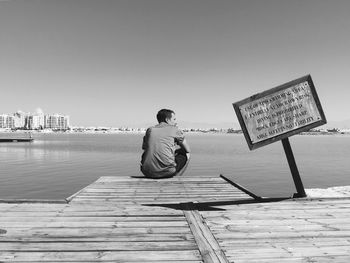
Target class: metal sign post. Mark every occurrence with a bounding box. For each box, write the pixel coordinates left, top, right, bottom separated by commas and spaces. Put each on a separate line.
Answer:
282, 138, 306, 198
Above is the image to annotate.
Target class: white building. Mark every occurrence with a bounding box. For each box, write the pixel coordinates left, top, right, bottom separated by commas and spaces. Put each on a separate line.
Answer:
1, 110, 70, 130
0, 114, 8, 128
13, 111, 27, 128
0, 114, 15, 129
45, 114, 70, 130
27, 115, 44, 129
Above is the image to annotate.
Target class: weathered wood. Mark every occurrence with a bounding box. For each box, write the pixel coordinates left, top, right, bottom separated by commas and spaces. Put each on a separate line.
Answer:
66, 175, 251, 206
0, 240, 198, 251
228, 257, 350, 263
0, 215, 186, 222
183, 203, 229, 263
200, 195, 350, 263
2, 175, 350, 263
3, 227, 192, 237
219, 238, 350, 247
0, 234, 195, 242
0, 261, 203, 263
0, 175, 252, 263
0, 199, 67, 204
0, 251, 202, 261
0, 220, 189, 228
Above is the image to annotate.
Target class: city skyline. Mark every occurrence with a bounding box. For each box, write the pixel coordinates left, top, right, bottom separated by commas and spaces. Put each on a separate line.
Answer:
0, 108, 69, 130
2, 106, 349, 130
1, 1, 350, 128
1, 107, 68, 117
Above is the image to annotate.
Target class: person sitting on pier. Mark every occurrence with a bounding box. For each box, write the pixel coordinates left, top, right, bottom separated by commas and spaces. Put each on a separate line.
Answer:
140, 109, 190, 179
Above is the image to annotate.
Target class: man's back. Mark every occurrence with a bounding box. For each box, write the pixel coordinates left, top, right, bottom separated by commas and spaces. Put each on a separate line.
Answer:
141, 123, 184, 178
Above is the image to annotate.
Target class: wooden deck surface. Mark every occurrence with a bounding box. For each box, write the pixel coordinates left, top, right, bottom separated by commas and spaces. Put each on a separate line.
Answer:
1, 175, 350, 262
202, 198, 350, 262
67, 175, 252, 204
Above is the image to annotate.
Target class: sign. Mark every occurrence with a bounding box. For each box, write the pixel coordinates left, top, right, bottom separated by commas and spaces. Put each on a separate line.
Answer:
233, 75, 326, 150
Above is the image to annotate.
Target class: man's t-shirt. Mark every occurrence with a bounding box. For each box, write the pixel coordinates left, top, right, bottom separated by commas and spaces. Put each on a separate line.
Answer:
141, 122, 185, 178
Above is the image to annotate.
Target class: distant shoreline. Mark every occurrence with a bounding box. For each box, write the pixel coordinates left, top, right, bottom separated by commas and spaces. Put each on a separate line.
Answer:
1, 129, 349, 136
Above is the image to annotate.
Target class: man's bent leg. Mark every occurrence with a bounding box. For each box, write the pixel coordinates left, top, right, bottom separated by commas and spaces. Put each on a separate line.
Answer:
175, 148, 188, 174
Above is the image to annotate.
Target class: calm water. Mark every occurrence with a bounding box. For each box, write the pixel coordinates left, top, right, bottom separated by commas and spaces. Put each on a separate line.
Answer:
1, 132, 350, 199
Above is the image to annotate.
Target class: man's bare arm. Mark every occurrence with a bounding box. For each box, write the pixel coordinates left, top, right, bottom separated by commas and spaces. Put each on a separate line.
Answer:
179, 138, 190, 153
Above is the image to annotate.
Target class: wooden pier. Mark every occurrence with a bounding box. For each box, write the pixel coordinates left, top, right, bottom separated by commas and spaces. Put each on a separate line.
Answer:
1, 175, 350, 262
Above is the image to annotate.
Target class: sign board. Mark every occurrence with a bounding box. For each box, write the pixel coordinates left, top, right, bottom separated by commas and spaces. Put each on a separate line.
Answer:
233, 75, 326, 150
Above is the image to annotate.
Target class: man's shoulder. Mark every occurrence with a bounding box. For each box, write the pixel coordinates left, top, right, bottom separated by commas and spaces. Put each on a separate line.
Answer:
150, 123, 176, 129
148, 123, 183, 134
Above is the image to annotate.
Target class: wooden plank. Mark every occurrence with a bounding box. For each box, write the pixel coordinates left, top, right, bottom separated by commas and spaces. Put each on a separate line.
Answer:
69, 199, 248, 204
183, 203, 229, 263
204, 209, 350, 217
209, 224, 350, 233
0, 240, 198, 251
3, 227, 192, 237
0, 234, 195, 242
72, 195, 248, 200
0, 220, 189, 228
85, 184, 226, 189
219, 238, 350, 247
208, 220, 350, 232
224, 245, 350, 257
0, 204, 68, 211
228, 256, 350, 263
96, 176, 220, 181
215, 230, 350, 239
0, 261, 203, 263
0, 251, 202, 261
77, 189, 243, 194
0, 216, 186, 222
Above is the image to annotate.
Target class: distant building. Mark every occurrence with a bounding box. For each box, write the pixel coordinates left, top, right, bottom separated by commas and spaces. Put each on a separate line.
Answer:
13, 111, 27, 128
0, 114, 15, 129
0, 110, 70, 130
0, 114, 7, 128
27, 115, 44, 130
7, 115, 15, 128
45, 114, 70, 130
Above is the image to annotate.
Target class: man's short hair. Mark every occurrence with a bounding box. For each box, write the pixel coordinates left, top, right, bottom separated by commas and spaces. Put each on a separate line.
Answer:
157, 109, 174, 123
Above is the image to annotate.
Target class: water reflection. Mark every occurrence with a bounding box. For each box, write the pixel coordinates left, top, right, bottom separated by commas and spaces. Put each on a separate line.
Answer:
0, 141, 70, 163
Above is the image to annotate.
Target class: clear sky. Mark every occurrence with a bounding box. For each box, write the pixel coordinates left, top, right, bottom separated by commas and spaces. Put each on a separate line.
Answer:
1, 0, 349, 127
